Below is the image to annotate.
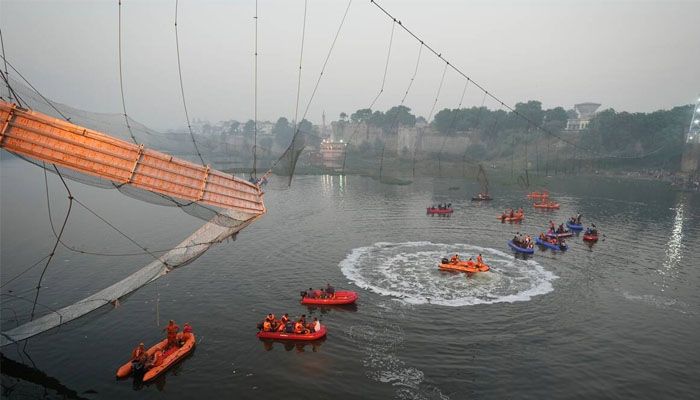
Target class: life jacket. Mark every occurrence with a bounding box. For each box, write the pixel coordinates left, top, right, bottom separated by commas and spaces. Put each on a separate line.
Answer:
263, 321, 272, 332
280, 316, 289, 325
476, 256, 483, 264
151, 351, 163, 367
166, 324, 179, 337
132, 347, 146, 360
294, 322, 304, 334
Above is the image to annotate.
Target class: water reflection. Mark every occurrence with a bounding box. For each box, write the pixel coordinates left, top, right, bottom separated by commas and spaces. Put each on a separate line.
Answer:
321, 174, 346, 196
259, 338, 325, 352
660, 193, 686, 290
304, 303, 358, 314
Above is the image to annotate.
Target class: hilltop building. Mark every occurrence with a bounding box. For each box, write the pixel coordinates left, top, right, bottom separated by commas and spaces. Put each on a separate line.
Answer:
565, 102, 601, 131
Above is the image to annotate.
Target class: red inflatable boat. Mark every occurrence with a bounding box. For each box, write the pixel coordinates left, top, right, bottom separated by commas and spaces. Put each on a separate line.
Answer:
301, 290, 358, 305
257, 325, 327, 341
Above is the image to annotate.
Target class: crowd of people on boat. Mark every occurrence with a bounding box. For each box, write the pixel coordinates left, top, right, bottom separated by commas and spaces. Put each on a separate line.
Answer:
512, 232, 533, 248
301, 283, 336, 299
258, 313, 321, 335
429, 203, 452, 210
130, 320, 193, 373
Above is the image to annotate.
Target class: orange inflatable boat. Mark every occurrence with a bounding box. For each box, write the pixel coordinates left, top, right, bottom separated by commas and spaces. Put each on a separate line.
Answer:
497, 213, 524, 222
527, 191, 549, 198
116, 333, 195, 382
438, 259, 490, 273
533, 202, 559, 209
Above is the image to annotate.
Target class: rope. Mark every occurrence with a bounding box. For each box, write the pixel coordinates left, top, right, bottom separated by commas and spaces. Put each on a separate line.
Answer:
29, 166, 73, 321
117, 0, 138, 144
174, 0, 206, 166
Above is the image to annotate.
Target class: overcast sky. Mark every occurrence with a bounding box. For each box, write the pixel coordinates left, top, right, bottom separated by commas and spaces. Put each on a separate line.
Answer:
1, 0, 698, 129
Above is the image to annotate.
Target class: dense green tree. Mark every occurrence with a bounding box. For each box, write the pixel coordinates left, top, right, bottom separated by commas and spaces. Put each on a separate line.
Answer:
351, 108, 373, 123
273, 117, 293, 146
243, 119, 256, 139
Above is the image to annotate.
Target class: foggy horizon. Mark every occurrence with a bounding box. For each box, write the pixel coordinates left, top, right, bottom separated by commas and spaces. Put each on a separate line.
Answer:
1, 0, 698, 130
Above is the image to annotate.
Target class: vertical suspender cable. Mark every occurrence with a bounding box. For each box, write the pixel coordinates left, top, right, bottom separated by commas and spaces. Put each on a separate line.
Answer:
117, 0, 138, 144
252, 0, 259, 179
174, 0, 206, 166
0, 27, 12, 101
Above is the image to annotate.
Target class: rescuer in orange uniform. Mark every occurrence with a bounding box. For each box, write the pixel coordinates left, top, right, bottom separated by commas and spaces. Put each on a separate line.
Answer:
164, 320, 180, 349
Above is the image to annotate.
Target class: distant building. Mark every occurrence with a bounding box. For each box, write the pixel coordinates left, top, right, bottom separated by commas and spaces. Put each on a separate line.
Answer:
565, 102, 601, 131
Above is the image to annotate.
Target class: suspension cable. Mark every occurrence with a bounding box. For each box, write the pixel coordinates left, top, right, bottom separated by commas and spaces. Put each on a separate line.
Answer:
263, 0, 353, 180
369, 0, 655, 160
174, 0, 206, 165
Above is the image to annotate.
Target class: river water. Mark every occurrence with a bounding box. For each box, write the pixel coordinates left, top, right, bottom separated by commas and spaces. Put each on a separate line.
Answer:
1, 154, 699, 399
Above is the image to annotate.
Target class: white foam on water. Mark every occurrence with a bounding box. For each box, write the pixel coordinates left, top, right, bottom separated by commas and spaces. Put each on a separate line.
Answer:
340, 241, 557, 306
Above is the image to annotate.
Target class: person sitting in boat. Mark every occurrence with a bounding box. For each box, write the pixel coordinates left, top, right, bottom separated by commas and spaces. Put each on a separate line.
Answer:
179, 323, 193, 346
313, 317, 321, 333
517, 207, 523, 215
509, 209, 515, 218
131, 342, 148, 371
294, 319, 309, 334
262, 319, 273, 332
326, 283, 335, 298
450, 254, 460, 264
476, 254, 484, 265
576, 214, 582, 224
285, 319, 295, 333
557, 224, 565, 234
146, 349, 164, 370
163, 320, 179, 349
512, 235, 520, 246
466, 257, 475, 267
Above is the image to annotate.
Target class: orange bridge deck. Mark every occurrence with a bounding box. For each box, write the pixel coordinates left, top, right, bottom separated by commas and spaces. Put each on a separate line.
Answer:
0, 100, 265, 215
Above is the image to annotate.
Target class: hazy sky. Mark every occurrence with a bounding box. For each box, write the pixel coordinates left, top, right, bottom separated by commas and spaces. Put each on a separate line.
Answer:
1, 0, 698, 129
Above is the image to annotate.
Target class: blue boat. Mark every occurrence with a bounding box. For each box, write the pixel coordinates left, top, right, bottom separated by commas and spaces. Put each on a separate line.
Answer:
566, 221, 583, 230
508, 240, 534, 254
535, 237, 567, 251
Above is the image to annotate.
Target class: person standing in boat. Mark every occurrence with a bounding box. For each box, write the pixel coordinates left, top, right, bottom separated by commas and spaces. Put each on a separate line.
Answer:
325, 283, 335, 298
476, 254, 484, 265
163, 320, 179, 349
